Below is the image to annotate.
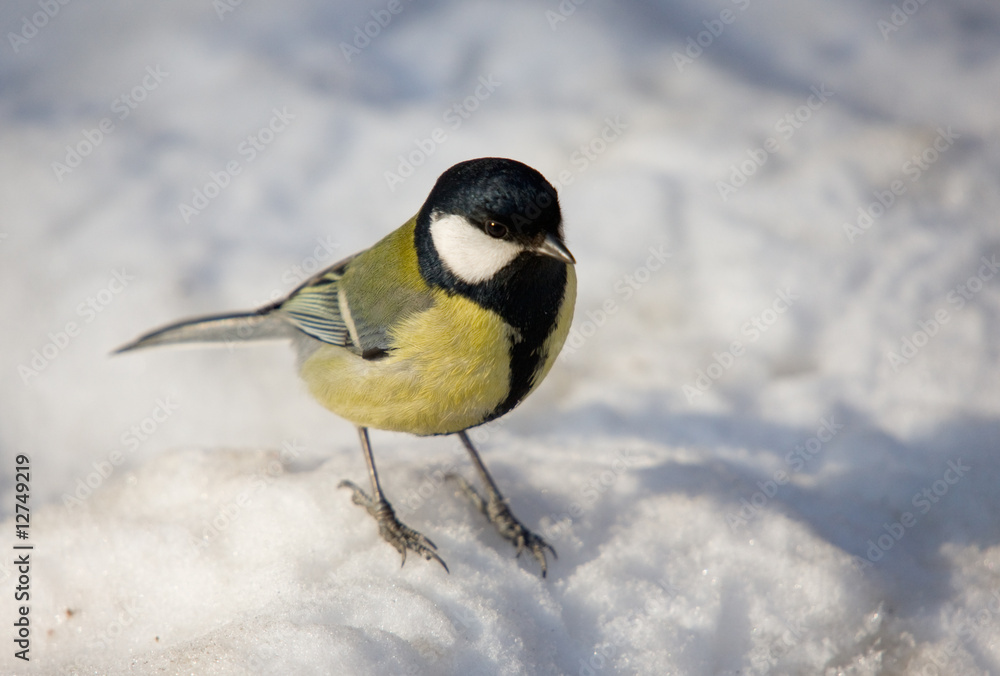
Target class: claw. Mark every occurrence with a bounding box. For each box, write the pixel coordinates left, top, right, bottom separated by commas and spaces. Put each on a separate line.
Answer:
339, 480, 449, 573
446, 473, 555, 577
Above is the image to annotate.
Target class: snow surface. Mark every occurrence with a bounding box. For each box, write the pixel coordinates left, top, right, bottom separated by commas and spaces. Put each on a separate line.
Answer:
2, 0, 1000, 674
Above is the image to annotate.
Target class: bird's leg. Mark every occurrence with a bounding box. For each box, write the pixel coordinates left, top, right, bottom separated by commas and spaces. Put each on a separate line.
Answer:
447, 430, 556, 577
339, 427, 448, 572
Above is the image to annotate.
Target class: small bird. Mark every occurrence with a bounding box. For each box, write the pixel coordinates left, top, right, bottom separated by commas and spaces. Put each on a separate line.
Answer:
116, 157, 576, 576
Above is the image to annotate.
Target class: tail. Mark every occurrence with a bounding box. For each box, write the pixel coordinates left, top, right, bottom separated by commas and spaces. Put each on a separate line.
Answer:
114, 308, 297, 354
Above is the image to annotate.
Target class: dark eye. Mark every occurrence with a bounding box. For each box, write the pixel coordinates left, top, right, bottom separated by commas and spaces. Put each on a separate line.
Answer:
485, 220, 508, 239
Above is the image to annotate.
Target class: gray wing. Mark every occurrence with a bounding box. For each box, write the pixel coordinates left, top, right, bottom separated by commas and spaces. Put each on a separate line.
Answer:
115, 253, 362, 355
113, 310, 297, 353
116, 248, 422, 360
276, 247, 434, 360
276, 257, 355, 350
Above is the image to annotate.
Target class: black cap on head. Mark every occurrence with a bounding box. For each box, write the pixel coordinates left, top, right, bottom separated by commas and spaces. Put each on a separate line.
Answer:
418, 157, 563, 242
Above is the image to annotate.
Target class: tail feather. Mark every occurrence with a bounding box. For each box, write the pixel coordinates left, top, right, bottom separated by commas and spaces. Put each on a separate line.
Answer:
114, 310, 297, 354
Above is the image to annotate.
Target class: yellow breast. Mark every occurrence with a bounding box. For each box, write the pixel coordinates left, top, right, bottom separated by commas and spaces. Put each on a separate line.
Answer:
299, 288, 514, 436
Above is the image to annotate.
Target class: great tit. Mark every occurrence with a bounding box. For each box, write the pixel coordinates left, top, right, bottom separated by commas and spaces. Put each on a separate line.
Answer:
116, 157, 576, 576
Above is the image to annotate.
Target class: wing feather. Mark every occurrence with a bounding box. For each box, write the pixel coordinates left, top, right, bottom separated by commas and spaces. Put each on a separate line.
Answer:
277, 256, 356, 350
276, 218, 434, 359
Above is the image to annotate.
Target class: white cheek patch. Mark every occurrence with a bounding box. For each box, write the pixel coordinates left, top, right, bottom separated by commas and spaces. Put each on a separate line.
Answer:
430, 213, 525, 284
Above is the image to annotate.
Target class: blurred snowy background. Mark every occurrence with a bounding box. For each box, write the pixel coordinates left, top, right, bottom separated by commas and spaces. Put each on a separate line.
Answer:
2, 0, 1000, 674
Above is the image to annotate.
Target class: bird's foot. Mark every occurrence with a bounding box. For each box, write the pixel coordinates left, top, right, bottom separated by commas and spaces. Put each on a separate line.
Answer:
446, 474, 556, 577
338, 480, 449, 572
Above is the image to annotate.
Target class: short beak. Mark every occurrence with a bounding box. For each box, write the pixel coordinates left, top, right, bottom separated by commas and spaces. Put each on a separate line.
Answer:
536, 233, 576, 265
